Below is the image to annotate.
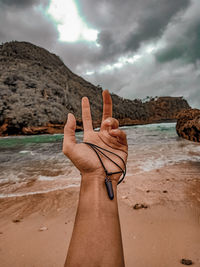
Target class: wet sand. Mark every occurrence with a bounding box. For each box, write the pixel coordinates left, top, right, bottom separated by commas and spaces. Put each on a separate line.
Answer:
0, 162, 200, 267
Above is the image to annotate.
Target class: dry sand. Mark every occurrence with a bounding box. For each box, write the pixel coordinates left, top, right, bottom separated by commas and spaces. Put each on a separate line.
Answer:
0, 162, 200, 267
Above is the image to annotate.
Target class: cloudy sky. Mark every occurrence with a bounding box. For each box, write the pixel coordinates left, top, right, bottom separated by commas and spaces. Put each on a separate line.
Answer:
0, 0, 199, 108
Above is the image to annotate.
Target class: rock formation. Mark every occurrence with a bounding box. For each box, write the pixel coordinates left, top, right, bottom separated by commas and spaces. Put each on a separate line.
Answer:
176, 109, 200, 142
0, 41, 191, 136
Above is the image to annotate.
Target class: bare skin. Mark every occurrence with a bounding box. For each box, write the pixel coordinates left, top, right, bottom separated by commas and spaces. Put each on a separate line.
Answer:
63, 90, 128, 267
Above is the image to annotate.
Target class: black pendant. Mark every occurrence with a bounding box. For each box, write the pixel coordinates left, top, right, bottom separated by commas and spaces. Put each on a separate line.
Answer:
105, 177, 114, 200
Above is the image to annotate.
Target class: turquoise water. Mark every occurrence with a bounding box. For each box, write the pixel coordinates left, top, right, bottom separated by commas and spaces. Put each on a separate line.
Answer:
0, 134, 64, 148
0, 123, 199, 198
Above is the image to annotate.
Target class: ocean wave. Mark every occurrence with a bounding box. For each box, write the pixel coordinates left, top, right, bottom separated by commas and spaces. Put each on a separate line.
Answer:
0, 183, 80, 198
0, 178, 10, 184
1, 123, 200, 196
139, 154, 200, 172
38, 175, 59, 181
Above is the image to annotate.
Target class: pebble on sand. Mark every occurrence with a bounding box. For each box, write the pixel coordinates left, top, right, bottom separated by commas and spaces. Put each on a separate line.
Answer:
122, 195, 128, 199
181, 258, 193, 265
12, 219, 21, 223
133, 203, 148, 210
38, 226, 48, 231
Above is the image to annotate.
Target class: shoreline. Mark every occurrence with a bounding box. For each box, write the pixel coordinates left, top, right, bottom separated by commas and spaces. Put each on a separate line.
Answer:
0, 119, 177, 137
0, 162, 200, 267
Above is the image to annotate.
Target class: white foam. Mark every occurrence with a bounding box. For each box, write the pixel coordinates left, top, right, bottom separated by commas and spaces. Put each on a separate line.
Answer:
0, 184, 80, 198
38, 175, 58, 181
0, 178, 10, 184
19, 150, 30, 154
0, 175, 25, 184
19, 150, 34, 155
139, 154, 200, 172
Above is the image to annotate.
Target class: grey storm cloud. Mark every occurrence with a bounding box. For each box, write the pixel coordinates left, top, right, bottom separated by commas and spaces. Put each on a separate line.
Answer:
155, 0, 200, 64
83, 57, 200, 109
78, 0, 191, 63
0, 0, 58, 50
125, 0, 190, 52
0, 0, 41, 8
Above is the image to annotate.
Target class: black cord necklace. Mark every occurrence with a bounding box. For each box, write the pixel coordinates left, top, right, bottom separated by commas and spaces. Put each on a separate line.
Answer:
83, 142, 126, 200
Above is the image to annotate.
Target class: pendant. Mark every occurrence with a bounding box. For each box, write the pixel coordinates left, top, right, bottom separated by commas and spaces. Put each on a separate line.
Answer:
105, 177, 114, 200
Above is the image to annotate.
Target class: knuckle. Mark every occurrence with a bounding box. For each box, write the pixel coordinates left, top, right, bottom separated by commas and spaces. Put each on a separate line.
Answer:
113, 118, 119, 127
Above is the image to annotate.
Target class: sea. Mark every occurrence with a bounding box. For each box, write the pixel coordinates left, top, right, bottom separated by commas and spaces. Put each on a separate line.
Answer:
0, 122, 200, 198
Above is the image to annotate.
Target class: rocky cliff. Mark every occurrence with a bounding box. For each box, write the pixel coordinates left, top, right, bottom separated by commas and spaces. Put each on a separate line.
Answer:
0, 41, 190, 136
176, 109, 200, 142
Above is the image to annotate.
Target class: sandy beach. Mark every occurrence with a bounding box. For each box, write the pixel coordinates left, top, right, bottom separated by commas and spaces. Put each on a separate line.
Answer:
0, 162, 200, 267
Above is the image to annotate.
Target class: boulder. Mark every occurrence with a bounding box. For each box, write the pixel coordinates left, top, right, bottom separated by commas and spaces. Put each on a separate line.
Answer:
176, 109, 200, 142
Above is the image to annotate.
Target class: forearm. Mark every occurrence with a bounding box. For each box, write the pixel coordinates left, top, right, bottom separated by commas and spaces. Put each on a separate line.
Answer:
65, 173, 125, 267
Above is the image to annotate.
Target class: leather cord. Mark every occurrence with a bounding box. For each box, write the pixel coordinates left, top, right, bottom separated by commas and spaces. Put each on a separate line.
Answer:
83, 142, 126, 186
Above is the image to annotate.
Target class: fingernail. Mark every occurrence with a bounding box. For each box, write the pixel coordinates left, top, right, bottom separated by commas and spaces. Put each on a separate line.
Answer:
68, 113, 73, 119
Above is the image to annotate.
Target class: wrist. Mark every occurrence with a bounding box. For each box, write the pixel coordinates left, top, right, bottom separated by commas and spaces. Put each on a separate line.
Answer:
81, 171, 120, 187
77, 173, 118, 219
81, 172, 118, 192
81, 170, 105, 181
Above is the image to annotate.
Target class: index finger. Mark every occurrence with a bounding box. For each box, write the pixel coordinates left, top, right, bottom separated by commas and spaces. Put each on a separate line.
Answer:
82, 97, 93, 132
102, 90, 112, 122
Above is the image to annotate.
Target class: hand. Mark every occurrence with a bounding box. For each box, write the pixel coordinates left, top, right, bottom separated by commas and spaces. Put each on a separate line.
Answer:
63, 90, 128, 183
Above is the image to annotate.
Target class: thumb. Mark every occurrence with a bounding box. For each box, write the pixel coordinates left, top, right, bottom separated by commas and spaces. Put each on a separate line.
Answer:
63, 113, 77, 155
